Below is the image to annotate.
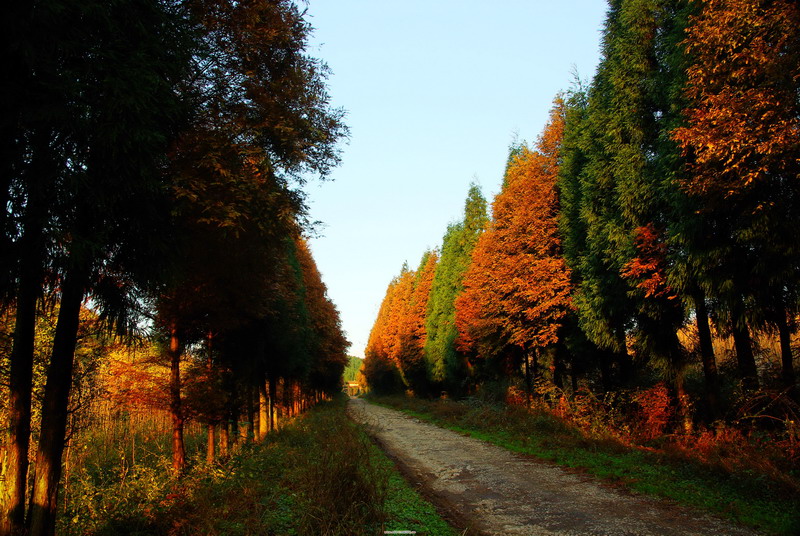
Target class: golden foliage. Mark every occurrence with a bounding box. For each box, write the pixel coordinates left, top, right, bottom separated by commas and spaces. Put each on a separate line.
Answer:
456, 98, 572, 355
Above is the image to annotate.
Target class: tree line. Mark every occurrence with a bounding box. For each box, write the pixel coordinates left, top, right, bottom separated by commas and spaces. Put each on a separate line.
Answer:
1, 1, 348, 534
364, 0, 799, 426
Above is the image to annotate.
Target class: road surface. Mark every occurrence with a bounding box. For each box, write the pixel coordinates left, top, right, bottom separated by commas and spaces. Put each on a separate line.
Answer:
347, 398, 760, 536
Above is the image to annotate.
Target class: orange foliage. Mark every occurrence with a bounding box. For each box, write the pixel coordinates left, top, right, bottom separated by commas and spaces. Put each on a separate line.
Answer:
620, 224, 676, 300
410, 252, 438, 347
631, 383, 674, 442
365, 253, 438, 391
456, 98, 572, 356
104, 349, 171, 412
673, 0, 800, 197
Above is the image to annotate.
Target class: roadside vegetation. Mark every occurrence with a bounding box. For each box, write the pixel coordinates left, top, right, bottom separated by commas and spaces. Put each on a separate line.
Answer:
58, 396, 456, 535
370, 393, 800, 536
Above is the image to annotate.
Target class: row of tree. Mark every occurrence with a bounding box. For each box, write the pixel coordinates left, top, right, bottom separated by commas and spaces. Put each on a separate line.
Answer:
364, 0, 799, 423
1, 1, 348, 534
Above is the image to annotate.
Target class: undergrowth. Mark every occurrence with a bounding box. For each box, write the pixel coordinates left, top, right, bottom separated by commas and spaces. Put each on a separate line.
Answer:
371, 394, 800, 536
60, 396, 457, 535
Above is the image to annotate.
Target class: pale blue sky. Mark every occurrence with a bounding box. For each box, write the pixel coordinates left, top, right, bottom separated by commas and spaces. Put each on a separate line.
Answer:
305, 1, 608, 358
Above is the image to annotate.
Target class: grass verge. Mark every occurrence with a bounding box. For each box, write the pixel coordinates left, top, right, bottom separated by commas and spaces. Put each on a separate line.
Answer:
62, 396, 457, 535
370, 395, 800, 536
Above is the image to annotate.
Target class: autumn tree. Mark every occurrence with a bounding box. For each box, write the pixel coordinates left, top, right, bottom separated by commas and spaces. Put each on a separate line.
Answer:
364, 268, 407, 394
296, 238, 349, 397
424, 184, 488, 395
364, 276, 403, 394
401, 251, 439, 394
2, 0, 347, 531
457, 99, 572, 396
673, 0, 800, 394
154, 0, 346, 473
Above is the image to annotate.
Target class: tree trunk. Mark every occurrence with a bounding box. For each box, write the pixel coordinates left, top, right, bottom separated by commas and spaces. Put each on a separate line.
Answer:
730, 296, 759, 392
258, 379, 268, 440
168, 327, 185, 475
570, 365, 579, 393
615, 327, 633, 386
219, 421, 229, 458
1, 269, 40, 535
775, 309, 796, 395
206, 424, 215, 464
671, 377, 693, 435
205, 334, 215, 463
229, 382, 240, 449
28, 265, 88, 536
693, 290, 721, 420
1, 131, 49, 534
246, 384, 254, 443
268, 376, 277, 432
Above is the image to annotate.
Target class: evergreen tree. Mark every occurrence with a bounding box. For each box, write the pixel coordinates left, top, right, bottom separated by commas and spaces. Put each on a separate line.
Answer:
424, 184, 488, 394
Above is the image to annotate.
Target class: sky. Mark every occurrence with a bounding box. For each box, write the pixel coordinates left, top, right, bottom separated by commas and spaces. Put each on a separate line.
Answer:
303, 0, 609, 358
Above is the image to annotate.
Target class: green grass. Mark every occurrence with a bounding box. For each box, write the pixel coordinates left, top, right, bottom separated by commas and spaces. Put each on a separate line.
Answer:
62, 396, 457, 535
370, 395, 800, 536
382, 463, 459, 536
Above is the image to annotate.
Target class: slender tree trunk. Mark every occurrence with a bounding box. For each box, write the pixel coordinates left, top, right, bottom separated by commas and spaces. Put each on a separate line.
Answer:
1, 133, 48, 534
258, 379, 268, 440
206, 424, 215, 464
205, 334, 215, 463
245, 384, 254, 442
28, 265, 88, 536
775, 309, 796, 395
675, 378, 692, 434
168, 326, 185, 475
229, 412, 238, 450
611, 324, 631, 387
268, 376, 277, 432
730, 295, 759, 392
1, 270, 40, 535
228, 378, 239, 449
692, 290, 720, 420
219, 421, 229, 458
570, 364, 579, 393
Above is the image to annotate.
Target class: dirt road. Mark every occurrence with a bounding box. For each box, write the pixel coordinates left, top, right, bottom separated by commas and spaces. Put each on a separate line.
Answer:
347, 398, 761, 536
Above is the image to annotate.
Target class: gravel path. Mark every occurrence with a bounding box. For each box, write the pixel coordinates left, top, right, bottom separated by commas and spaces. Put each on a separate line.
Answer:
347, 398, 761, 536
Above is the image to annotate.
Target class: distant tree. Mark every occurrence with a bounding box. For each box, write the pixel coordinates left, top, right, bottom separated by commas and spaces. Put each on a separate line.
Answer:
364, 267, 407, 394
343, 356, 364, 383
424, 184, 488, 394
402, 251, 439, 394
295, 237, 349, 396
457, 99, 572, 394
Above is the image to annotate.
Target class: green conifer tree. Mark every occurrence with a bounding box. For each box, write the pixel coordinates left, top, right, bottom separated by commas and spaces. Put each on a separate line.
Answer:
424, 184, 487, 394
